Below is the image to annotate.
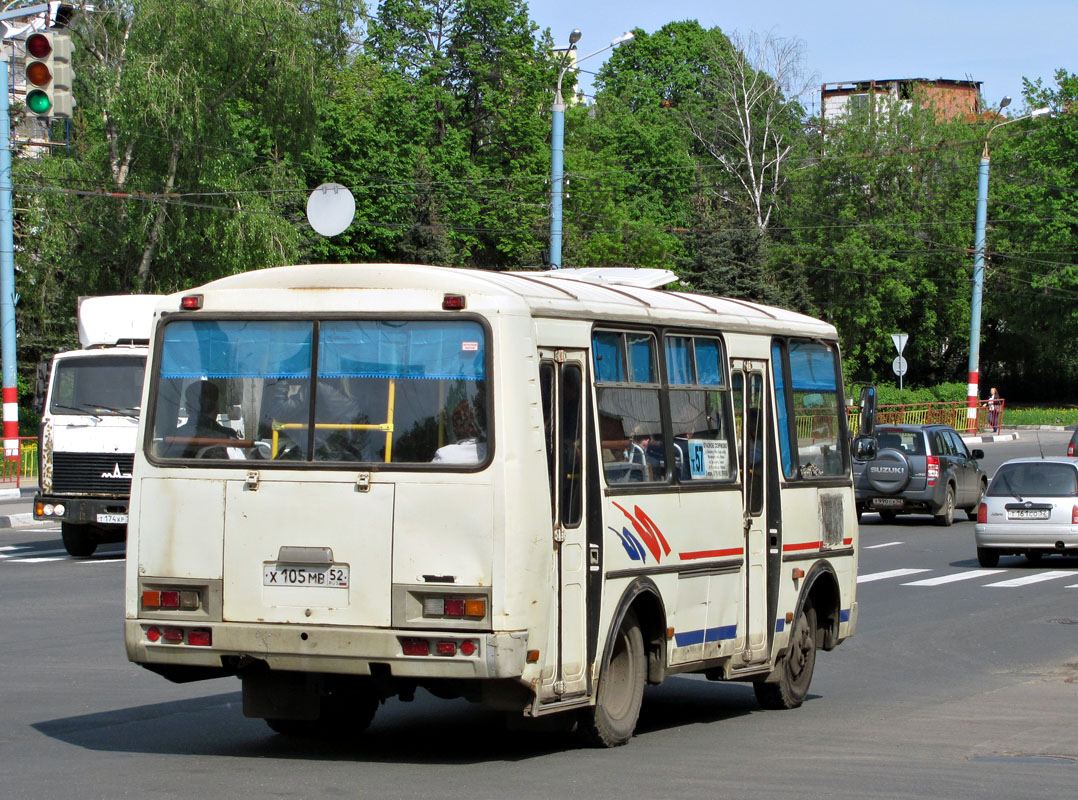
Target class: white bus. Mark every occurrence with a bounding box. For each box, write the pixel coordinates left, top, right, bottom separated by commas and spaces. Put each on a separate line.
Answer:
124, 264, 877, 746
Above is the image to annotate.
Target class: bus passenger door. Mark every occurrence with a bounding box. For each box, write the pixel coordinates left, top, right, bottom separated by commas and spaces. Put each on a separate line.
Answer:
731, 363, 769, 664
539, 351, 588, 700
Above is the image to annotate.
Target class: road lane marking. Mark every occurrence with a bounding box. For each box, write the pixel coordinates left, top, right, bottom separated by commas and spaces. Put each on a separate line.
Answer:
985, 571, 1075, 588
902, 569, 1006, 586
11, 557, 65, 563
857, 568, 931, 583
79, 558, 125, 564
864, 541, 904, 550
0, 545, 30, 551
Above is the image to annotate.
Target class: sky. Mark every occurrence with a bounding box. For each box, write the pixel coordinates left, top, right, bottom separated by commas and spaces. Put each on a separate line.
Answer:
526, 0, 1075, 114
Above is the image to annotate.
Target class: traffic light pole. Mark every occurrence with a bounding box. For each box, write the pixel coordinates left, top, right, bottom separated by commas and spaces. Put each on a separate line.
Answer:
0, 50, 17, 457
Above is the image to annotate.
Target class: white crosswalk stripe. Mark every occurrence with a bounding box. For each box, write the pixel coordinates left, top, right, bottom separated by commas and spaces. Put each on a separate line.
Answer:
984, 571, 1075, 588
858, 568, 931, 583
903, 569, 1005, 586
864, 541, 904, 550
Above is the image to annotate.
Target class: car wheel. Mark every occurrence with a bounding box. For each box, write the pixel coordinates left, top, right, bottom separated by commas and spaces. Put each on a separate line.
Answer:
977, 547, 1000, 568
933, 486, 955, 527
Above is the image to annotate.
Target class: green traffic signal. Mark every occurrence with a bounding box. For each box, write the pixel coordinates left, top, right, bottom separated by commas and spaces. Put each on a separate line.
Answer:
26, 89, 51, 115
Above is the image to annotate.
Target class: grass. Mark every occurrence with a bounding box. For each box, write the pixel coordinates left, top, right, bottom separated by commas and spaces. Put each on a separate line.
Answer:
1003, 408, 1078, 427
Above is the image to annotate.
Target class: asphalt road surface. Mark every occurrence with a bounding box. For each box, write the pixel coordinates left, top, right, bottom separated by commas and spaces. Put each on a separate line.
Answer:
1, 431, 1075, 799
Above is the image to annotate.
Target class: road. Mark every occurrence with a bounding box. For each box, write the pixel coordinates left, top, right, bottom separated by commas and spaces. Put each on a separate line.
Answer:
1, 432, 1075, 799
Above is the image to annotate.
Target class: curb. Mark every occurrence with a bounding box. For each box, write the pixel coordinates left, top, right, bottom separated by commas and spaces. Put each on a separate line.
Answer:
961, 431, 1021, 445
0, 512, 41, 529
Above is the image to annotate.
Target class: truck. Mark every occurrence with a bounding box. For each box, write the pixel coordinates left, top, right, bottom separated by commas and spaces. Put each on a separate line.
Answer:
35, 295, 161, 556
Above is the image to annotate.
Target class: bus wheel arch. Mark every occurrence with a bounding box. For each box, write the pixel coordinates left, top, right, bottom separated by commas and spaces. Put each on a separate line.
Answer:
580, 579, 666, 747
801, 561, 842, 652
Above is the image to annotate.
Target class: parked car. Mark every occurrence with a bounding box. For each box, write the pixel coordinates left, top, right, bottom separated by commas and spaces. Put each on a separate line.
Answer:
853, 423, 987, 526
974, 457, 1078, 567
1068, 428, 1078, 456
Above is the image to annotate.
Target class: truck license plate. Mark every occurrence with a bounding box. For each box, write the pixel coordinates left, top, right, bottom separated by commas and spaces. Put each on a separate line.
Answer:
263, 564, 349, 588
96, 513, 128, 524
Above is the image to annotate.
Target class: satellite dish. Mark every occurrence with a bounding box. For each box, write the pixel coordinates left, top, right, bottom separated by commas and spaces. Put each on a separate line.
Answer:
306, 183, 355, 237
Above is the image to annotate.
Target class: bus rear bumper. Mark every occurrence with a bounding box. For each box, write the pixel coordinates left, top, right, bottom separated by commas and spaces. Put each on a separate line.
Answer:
124, 619, 530, 681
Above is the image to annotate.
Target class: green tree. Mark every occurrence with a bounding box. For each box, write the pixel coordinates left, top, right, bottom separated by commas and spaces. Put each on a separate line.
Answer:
979, 70, 1078, 401
780, 96, 979, 385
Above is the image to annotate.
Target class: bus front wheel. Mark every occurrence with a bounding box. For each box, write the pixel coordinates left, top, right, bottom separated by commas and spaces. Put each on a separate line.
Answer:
580, 608, 646, 747
754, 603, 817, 710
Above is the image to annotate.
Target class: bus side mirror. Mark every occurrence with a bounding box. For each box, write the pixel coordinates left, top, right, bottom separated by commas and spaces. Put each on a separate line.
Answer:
857, 384, 877, 437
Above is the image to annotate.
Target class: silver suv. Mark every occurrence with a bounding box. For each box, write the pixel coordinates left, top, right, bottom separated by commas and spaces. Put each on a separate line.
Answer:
854, 424, 987, 526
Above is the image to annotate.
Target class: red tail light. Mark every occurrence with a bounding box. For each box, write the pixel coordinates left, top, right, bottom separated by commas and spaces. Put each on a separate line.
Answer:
978, 503, 987, 524
187, 629, 212, 647
1069, 442, 1075, 457
927, 455, 940, 485
1072, 505, 1078, 525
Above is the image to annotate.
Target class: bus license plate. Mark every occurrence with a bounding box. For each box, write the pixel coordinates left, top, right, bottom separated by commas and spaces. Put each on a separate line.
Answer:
1007, 509, 1050, 520
263, 564, 349, 588
97, 513, 128, 524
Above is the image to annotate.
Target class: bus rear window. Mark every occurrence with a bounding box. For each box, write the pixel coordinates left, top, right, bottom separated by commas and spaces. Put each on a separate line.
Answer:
149, 319, 488, 466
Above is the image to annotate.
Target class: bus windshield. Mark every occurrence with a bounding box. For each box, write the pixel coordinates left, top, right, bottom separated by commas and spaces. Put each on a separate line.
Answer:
51, 354, 146, 417
148, 318, 489, 465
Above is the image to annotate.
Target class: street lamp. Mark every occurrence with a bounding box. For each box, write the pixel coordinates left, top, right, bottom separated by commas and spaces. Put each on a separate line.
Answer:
964, 98, 1052, 432
549, 29, 633, 269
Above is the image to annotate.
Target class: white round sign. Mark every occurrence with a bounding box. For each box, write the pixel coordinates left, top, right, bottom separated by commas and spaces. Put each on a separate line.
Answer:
306, 183, 355, 237
892, 356, 908, 377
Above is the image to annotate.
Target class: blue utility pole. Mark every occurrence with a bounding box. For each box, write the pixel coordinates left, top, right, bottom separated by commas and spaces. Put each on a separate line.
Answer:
0, 49, 17, 454
548, 30, 632, 270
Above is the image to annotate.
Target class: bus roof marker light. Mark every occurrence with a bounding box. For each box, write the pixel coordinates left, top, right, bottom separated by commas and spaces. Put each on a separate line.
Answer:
442, 294, 466, 310
180, 295, 203, 310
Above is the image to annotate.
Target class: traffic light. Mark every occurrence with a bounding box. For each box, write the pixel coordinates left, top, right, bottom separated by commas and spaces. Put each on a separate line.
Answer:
24, 31, 74, 119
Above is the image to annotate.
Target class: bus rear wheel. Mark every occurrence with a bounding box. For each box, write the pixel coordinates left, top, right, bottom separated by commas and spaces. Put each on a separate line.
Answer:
754, 604, 817, 710
580, 609, 646, 747
61, 522, 97, 557
266, 684, 378, 739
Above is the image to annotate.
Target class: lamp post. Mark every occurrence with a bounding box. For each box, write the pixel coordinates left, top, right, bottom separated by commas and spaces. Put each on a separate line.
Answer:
549, 29, 633, 269
965, 98, 1052, 432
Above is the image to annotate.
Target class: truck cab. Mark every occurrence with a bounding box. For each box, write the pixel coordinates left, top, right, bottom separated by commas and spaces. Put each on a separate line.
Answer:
34, 295, 160, 556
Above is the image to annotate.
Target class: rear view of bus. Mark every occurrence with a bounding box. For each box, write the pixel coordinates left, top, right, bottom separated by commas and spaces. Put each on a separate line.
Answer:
126, 263, 873, 746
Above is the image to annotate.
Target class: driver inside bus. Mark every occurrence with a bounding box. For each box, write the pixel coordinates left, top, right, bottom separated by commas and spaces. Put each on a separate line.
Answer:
168, 380, 239, 457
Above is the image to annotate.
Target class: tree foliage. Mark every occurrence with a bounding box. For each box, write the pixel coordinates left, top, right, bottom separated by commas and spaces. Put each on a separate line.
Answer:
9, 4, 1078, 431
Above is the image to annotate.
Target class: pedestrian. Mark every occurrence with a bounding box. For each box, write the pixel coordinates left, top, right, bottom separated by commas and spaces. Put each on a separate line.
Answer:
984, 387, 1002, 434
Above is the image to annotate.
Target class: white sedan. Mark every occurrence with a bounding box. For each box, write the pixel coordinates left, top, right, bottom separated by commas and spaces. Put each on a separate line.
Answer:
975, 457, 1078, 567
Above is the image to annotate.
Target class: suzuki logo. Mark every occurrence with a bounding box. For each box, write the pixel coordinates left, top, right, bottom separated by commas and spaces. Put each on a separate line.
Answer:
870, 466, 904, 474
101, 463, 132, 479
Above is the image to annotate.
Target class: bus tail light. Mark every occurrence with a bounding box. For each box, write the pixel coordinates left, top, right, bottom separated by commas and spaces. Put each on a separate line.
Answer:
420, 594, 486, 620
927, 455, 940, 485
187, 629, 212, 647
399, 637, 478, 658
436, 641, 457, 656
142, 588, 200, 611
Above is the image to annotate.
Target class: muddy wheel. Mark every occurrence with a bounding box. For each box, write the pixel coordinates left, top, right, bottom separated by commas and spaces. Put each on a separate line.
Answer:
61, 522, 97, 557
754, 604, 817, 710
933, 486, 956, 527
580, 608, 646, 747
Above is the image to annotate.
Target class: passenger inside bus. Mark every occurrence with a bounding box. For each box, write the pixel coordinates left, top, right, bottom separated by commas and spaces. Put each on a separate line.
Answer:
432, 399, 487, 464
